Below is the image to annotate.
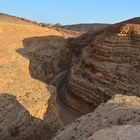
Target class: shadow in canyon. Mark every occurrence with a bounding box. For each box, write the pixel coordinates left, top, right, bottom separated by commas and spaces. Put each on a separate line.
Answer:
17, 35, 70, 83
16, 35, 82, 131
15, 35, 77, 138
0, 92, 61, 140
0, 93, 42, 140
20, 35, 81, 124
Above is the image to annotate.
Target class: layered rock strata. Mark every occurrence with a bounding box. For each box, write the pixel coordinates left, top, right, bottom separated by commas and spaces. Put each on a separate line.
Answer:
61, 23, 140, 114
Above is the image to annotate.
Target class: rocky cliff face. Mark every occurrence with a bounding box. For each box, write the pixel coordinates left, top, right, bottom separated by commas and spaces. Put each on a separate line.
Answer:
53, 94, 140, 140
88, 125, 140, 140
1, 14, 140, 140
21, 36, 71, 82
0, 13, 80, 39
0, 88, 62, 140
62, 23, 110, 33
61, 23, 140, 114
0, 22, 76, 139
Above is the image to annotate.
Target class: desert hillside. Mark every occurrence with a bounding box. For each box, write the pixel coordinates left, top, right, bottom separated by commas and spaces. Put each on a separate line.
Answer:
53, 18, 140, 139
0, 14, 81, 139
0, 13, 140, 140
0, 23, 61, 139
61, 22, 140, 114
0, 13, 80, 38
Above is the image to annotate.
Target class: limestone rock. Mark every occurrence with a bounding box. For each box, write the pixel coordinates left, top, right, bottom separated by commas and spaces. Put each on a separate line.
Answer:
21, 36, 71, 82
53, 95, 140, 140
88, 125, 140, 140
0, 93, 41, 140
61, 23, 140, 114
67, 32, 95, 57
0, 23, 66, 139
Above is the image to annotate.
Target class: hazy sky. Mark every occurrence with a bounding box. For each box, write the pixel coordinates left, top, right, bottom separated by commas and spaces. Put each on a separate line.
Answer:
0, 0, 139, 25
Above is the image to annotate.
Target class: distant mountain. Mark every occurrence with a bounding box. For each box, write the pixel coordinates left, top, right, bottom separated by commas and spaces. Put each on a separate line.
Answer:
62, 23, 110, 32
120, 17, 140, 24
0, 12, 80, 139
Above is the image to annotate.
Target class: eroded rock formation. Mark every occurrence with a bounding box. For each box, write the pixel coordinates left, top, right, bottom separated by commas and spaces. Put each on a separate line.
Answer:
88, 125, 140, 140
0, 90, 62, 140
20, 36, 71, 82
53, 94, 140, 140
61, 23, 140, 114
1, 14, 140, 140
0, 22, 76, 139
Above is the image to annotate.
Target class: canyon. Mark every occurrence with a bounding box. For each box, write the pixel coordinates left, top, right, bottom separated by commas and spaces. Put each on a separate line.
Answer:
0, 13, 80, 139
0, 13, 140, 140
61, 21, 140, 114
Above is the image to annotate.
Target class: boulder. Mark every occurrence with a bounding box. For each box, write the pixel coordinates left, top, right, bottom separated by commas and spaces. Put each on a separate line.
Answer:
53, 95, 140, 140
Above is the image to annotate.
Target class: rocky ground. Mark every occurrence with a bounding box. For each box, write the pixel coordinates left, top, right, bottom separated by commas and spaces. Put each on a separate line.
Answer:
0, 14, 80, 139
0, 14, 140, 140
53, 94, 140, 140
0, 23, 65, 139
53, 18, 140, 139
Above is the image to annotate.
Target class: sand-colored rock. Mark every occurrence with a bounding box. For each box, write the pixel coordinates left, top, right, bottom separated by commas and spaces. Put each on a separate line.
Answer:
1, 14, 140, 140
53, 94, 140, 140
0, 93, 41, 140
61, 23, 140, 114
0, 22, 72, 139
120, 17, 140, 24
0, 13, 38, 26
62, 23, 110, 33
0, 13, 80, 39
20, 35, 71, 82
88, 125, 140, 140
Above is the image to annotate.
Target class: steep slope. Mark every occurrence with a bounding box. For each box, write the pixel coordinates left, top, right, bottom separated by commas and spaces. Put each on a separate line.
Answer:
60, 23, 140, 114
62, 23, 110, 32
20, 35, 71, 82
53, 95, 140, 140
0, 13, 80, 38
0, 23, 74, 139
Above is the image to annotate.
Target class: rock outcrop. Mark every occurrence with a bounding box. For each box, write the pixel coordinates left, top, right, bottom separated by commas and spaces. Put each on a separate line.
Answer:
0, 22, 74, 139
20, 36, 71, 82
53, 94, 140, 140
0, 90, 62, 140
0, 13, 39, 26
1, 14, 140, 139
61, 23, 140, 114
